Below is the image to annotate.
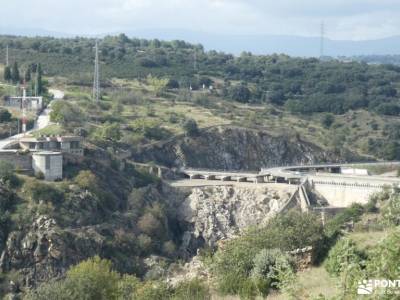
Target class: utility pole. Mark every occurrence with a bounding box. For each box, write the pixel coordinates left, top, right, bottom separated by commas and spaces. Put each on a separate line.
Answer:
320, 21, 325, 59
21, 85, 27, 133
93, 40, 100, 102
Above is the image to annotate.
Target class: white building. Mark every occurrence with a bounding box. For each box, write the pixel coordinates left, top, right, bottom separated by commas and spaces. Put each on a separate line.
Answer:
32, 152, 63, 181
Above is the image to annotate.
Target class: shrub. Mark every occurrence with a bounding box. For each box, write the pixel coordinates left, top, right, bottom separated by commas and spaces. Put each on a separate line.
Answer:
171, 278, 210, 300
381, 191, 400, 226
250, 248, 295, 296
65, 256, 120, 300
325, 238, 365, 277
24, 180, 63, 204
138, 212, 162, 236
182, 119, 199, 137
0, 161, 19, 187
320, 113, 335, 128
212, 211, 323, 297
0, 108, 11, 123
229, 84, 251, 103
74, 170, 99, 192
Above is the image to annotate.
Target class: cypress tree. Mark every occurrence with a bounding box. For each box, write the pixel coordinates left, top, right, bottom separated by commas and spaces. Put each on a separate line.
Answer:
36, 63, 43, 95
24, 67, 31, 82
11, 62, 20, 83
3, 66, 11, 82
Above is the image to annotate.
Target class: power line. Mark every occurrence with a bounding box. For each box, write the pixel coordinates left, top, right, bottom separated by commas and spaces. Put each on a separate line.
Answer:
93, 40, 100, 102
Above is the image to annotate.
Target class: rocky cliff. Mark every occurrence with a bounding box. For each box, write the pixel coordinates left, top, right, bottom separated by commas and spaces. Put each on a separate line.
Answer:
132, 126, 359, 170
175, 184, 296, 251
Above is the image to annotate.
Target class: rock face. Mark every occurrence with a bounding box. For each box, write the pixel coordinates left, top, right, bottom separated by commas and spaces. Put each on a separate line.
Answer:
177, 184, 295, 249
0, 215, 105, 292
133, 126, 359, 170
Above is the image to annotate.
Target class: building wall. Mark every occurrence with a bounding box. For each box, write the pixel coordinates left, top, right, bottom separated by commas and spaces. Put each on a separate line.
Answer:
0, 151, 32, 170
32, 154, 63, 181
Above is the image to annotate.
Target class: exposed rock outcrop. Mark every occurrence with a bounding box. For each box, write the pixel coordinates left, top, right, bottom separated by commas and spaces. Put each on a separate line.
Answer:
176, 184, 296, 250
0, 215, 106, 292
133, 126, 361, 170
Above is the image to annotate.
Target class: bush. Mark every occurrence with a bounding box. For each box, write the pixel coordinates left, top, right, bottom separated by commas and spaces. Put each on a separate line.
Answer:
74, 170, 99, 192
320, 113, 335, 128
171, 278, 210, 300
325, 203, 365, 239
325, 238, 365, 277
138, 212, 162, 236
229, 84, 251, 103
24, 180, 63, 204
0, 161, 19, 187
250, 248, 295, 296
0, 108, 11, 123
212, 211, 324, 297
182, 119, 199, 137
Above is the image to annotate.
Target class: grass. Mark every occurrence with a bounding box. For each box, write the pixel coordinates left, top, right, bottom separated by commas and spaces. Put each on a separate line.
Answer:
347, 229, 393, 249
32, 124, 64, 137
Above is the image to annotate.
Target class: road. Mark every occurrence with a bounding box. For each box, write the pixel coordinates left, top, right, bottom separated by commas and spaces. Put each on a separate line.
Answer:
0, 89, 65, 149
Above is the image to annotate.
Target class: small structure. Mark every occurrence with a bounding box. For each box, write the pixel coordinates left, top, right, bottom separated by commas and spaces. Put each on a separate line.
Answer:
19, 136, 84, 156
3, 96, 43, 112
32, 152, 63, 181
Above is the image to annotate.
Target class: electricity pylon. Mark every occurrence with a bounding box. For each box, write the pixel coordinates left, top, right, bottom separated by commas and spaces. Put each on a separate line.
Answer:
93, 40, 100, 102
6, 45, 9, 66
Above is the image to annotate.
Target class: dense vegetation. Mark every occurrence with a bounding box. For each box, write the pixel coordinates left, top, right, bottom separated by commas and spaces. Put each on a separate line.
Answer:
2, 35, 400, 116
2, 34, 400, 299
25, 256, 210, 300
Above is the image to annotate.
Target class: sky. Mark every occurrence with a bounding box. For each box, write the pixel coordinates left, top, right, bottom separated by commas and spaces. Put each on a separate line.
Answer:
1, 0, 400, 40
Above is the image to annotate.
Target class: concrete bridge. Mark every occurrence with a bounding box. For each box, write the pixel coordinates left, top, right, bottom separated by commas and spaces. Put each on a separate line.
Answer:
182, 161, 400, 209
183, 169, 266, 183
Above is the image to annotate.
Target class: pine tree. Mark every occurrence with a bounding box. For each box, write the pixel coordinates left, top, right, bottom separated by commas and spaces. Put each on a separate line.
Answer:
11, 62, 20, 84
3, 66, 11, 82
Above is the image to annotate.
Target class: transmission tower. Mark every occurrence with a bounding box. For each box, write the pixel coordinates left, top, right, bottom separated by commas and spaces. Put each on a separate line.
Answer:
6, 45, 9, 66
21, 85, 27, 133
93, 40, 100, 102
320, 21, 325, 58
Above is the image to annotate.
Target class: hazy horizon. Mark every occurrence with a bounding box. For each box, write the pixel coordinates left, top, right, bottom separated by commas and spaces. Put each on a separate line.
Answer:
2, 0, 400, 41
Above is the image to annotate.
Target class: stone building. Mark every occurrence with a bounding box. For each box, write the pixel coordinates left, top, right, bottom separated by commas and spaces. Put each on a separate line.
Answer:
32, 152, 63, 181
0, 135, 83, 181
19, 136, 84, 156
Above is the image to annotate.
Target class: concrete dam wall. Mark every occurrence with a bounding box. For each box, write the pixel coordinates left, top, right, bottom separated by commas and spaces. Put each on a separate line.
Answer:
309, 175, 398, 207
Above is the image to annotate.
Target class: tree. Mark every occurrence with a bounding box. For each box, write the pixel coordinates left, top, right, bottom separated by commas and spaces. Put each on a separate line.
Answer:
98, 122, 121, 142
36, 63, 43, 95
65, 256, 120, 300
325, 238, 365, 277
50, 100, 84, 127
11, 61, 20, 83
147, 74, 168, 97
321, 113, 335, 128
0, 161, 19, 187
183, 119, 199, 137
138, 212, 162, 236
3, 66, 11, 82
25, 67, 32, 82
229, 84, 251, 103
0, 108, 11, 123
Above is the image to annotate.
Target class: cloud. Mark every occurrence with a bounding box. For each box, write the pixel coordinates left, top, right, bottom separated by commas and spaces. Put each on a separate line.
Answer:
1, 0, 400, 40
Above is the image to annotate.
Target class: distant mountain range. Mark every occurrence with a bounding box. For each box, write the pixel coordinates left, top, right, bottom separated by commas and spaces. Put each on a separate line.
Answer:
2, 27, 400, 57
